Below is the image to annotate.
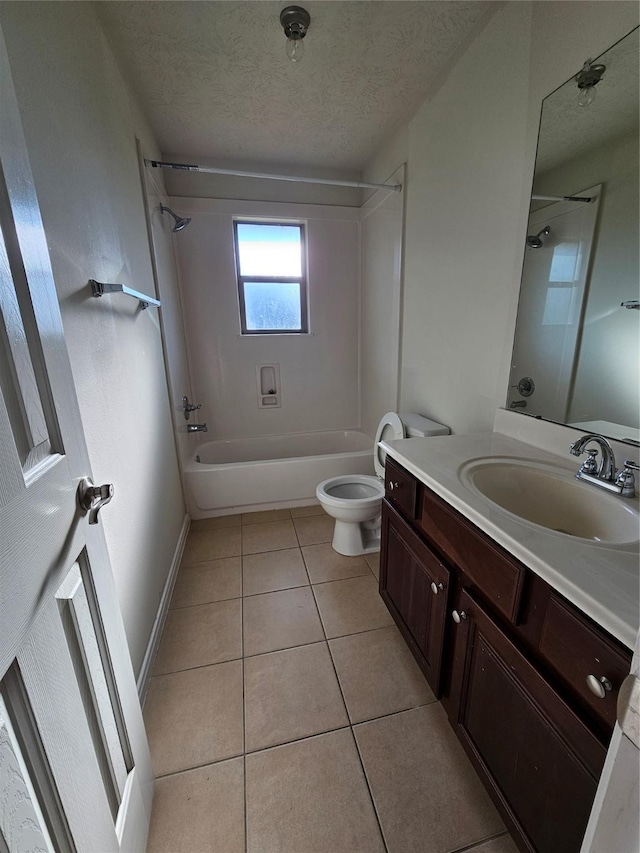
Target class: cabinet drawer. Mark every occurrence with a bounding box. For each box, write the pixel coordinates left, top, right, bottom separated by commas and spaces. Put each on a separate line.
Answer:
539, 594, 631, 731
420, 486, 526, 623
385, 456, 418, 520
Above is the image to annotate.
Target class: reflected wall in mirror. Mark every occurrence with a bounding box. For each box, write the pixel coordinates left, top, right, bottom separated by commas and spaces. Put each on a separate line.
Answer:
508, 27, 639, 445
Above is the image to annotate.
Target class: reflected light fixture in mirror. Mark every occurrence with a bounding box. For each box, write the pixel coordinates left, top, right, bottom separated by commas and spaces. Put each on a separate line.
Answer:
576, 59, 606, 108
508, 26, 639, 447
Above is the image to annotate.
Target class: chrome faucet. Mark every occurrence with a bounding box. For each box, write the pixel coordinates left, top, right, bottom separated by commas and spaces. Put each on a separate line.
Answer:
569, 433, 638, 497
187, 423, 208, 433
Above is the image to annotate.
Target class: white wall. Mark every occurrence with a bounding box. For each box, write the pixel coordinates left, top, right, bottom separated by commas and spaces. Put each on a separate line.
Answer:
533, 132, 639, 429
399, 2, 533, 434
172, 197, 360, 440
143, 167, 195, 468
0, 2, 187, 677
363, 0, 638, 437
360, 166, 404, 437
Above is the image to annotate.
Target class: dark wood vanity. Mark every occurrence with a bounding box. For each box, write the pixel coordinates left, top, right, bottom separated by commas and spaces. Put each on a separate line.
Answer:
379, 456, 632, 853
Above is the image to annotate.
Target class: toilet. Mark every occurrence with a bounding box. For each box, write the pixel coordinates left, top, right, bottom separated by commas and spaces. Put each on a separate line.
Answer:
316, 412, 449, 556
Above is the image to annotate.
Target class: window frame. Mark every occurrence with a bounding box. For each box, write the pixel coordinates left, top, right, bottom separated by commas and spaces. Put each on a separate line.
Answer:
233, 219, 309, 335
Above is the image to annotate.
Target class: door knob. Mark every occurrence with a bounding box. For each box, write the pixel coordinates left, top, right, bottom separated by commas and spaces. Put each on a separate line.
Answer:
78, 477, 114, 525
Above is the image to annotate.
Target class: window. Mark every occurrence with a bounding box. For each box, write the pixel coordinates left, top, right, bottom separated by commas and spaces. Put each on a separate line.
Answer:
234, 221, 308, 334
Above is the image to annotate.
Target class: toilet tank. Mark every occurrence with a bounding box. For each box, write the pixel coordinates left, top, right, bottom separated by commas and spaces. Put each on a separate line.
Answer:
399, 412, 450, 438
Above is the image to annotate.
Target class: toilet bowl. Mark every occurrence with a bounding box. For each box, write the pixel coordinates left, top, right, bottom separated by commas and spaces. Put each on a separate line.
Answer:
316, 412, 449, 556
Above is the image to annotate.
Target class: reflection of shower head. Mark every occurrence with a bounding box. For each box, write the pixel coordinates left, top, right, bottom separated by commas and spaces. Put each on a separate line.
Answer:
526, 225, 551, 248
160, 204, 191, 232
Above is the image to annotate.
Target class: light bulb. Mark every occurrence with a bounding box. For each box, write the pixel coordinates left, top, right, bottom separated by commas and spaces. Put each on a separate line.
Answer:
578, 85, 596, 108
286, 37, 304, 62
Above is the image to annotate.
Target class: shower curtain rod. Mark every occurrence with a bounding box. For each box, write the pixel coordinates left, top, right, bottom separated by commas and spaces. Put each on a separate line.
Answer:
531, 193, 593, 203
145, 159, 403, 193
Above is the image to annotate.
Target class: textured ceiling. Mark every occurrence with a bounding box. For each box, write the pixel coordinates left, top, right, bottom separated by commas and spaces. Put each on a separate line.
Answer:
535, 27, 638, 175
98, 1, 493, 172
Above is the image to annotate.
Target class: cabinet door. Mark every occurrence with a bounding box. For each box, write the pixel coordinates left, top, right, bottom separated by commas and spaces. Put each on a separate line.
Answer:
449, 589, 606, 853
380, 500, 450, 696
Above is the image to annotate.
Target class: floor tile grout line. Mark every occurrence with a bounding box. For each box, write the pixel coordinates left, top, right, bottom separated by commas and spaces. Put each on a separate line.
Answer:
241, 559, 248, 853
151, 621, 403, 680
244, 718, 356, 758
309, 580, 329, 641
298, 543, 314, 587
240, 511, 293, 527
243, 752, 248, 853
445, 829, 511, 853
352, 731, 390, 853
324, 638, 389, 853
150, 699, 441, 782
350, 700, 439, 728
152, 656, 244, 678
169, 568, 377, 612
242, 624, 402, 664
154, 751, 246, 780
170, 593, 243, 611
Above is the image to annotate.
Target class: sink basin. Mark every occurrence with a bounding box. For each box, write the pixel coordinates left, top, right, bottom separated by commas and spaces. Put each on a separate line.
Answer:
459, 457, 640, 544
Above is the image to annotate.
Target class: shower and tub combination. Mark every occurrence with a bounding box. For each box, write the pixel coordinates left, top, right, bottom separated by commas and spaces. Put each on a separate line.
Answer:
184, 412, 450, 541
184, 429, 375, 518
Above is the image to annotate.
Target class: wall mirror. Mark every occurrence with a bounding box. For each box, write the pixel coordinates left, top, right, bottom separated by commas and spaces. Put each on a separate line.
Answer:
508, 27, 639, 445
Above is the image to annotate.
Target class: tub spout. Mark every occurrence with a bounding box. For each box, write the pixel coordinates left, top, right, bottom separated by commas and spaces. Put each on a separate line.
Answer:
187, 423, 208, 433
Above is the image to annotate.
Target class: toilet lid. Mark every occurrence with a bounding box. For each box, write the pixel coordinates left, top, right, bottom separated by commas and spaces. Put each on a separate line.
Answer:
374, 412, 406, 478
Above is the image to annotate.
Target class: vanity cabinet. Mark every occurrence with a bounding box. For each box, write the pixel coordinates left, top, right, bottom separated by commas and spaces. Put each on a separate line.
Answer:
449, 589, 604, 853
379, 501, 450, 695
379, 456, 632, 853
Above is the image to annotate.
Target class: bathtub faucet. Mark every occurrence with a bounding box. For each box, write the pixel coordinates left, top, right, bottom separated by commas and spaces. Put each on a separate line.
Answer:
187, 423, 208, 433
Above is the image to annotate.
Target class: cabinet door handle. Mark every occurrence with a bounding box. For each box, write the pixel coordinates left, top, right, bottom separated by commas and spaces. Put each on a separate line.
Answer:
388, 481, 400, 491
586, 675, 613, 699
430, 582, 444, 595
452, 609, 467, 624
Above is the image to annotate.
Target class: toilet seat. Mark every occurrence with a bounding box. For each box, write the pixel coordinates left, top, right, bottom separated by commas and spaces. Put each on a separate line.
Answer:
317, 474, 385, 509
315, 411, 448, 556
373, 412, 406, 477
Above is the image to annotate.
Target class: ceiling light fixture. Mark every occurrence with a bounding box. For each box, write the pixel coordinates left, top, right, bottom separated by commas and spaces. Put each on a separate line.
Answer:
280, 6, 310, 63
575, 59, 606, 107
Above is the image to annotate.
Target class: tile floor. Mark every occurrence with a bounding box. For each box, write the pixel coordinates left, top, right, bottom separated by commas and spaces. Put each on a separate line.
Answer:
145, 505, 518, 853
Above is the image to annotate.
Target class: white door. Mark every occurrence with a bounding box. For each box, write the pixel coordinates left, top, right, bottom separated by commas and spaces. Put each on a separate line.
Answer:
0, 23, 152, 853
508, 188, 600, 421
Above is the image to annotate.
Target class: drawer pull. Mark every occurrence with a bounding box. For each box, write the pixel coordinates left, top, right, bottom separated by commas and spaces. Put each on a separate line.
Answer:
452, 609, 467, 624
431, 581, 444, 595
586, 675, 613, 699
388, 481, 400, 491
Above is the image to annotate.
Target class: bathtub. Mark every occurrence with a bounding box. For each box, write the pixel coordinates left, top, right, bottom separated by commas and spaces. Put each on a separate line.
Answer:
184, 429, 375, 517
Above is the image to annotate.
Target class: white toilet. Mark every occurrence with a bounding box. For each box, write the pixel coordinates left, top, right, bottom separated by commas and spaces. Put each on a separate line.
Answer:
316, 412, 449, 556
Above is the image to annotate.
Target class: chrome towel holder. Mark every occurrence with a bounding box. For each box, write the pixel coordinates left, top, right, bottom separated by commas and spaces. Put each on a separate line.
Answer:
89, 279, 161, 310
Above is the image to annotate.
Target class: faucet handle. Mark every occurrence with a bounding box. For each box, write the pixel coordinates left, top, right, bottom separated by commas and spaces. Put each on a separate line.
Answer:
182, 395, 202, 419
578, 449, 599, 475
615, 461, 639, 497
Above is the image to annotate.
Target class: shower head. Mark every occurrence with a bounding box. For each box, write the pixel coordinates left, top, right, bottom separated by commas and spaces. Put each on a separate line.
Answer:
160, 204, 191, 232
526, 225, 551, 248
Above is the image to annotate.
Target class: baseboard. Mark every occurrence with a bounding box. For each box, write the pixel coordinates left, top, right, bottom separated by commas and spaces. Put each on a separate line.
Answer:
136, 513, 190, 705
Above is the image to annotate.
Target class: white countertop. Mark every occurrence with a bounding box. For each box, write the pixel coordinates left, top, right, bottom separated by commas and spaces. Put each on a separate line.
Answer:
381, 431, 640, 649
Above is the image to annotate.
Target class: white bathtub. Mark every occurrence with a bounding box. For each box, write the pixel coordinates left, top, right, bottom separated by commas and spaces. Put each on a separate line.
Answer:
184, 430, 375, 517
